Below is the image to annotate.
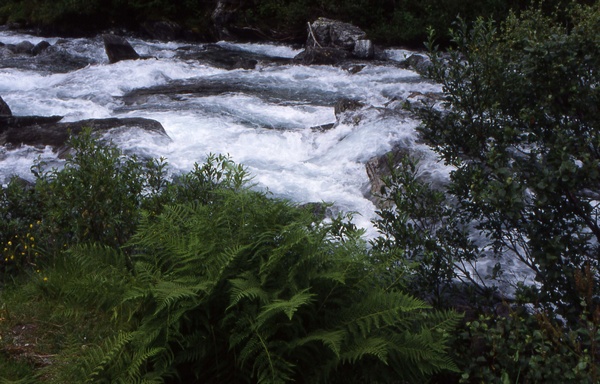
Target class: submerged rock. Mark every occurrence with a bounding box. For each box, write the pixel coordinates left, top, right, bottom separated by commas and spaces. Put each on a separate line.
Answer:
0, 41, 93, 73
31, 40, 51, 56
176, 44, 292, 70
293, 46, 351, 65
365, 147, 411, 207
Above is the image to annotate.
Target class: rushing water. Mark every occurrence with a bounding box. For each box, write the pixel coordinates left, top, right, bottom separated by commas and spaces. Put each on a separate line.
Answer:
0, 30, 448, 233
0, 30, 533, 291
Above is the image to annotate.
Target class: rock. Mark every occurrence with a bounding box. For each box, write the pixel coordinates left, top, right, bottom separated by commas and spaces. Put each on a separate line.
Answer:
8, 41, 34, 55
365, 147, 411, 207
142, 20, 183, 41
0, 43, 93, 73
31, 40, 51, 56
293, 46, 351, 65
333, 98, 367, 126
405, 54, 432, 76
177, 44, 264, 70
353, 39, 374, 59
102, 34, 140, 64
300, 18, 377, 62
307, 18, 367, 51
341, 63, 366, 74
0, 96, 12, 116
334, 98, 364, 118
0, 117, 168, 151
33, 47, 94, 73
122, 75, 340, 107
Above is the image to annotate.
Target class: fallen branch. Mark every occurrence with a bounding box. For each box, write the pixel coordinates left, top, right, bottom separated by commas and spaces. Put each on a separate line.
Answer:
307, 22, 322, 48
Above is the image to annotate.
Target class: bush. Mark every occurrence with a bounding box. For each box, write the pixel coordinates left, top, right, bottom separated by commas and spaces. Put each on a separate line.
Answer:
420, 0, 600, 323
402, 1, 600, 381
0, 132, 461, 382
75, 190, 460, 383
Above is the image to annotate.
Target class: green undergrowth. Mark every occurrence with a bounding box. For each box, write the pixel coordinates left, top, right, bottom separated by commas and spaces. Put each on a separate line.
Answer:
0, 130, 460, 383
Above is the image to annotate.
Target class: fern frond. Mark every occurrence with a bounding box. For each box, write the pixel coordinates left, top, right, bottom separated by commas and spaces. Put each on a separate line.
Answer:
151, 280, 204, 314
85, 331, 134, 382
256, 289, 316, 324
340, 337, 391, 365
126, 347, 166, 380
291, 329, 346, 358
344, 291, 430, 338
228, 271, 269, 310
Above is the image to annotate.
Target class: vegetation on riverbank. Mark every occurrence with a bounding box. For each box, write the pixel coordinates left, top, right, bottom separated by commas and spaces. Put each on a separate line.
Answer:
0, 0, 590, 46
1, 0, 599, 383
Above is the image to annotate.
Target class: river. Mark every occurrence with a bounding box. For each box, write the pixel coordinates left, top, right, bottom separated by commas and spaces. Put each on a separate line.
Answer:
0, 29, 534, 292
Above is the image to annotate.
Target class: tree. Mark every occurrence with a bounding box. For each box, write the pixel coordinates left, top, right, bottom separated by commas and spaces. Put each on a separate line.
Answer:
419, 2, 600, 320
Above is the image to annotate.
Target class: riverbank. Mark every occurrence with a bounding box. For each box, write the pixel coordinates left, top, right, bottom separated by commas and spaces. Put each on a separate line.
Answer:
0, 0, 540, 47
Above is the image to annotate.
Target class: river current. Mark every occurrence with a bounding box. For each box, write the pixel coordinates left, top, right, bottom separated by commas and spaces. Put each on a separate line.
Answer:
0, 30, 532, 291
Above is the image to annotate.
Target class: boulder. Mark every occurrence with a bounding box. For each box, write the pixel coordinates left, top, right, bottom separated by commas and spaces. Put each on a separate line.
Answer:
353, 39, 374, 59
307, 18, 367, 50
177, 44, 268, 70
8, 41, 34, 55
102, 34, 140, 64
300, 18, 376, 62
31, 40, 51, 56
0, 96, 12, 116
33, 47, 94, 73
0, 117, 168, 151
405, 54, 432, 76
334, 98, 364, 118
365, 147, 411, 208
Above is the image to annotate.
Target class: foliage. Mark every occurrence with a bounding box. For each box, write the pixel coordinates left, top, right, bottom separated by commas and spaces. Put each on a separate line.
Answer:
32, 130, 151, 252
0, 177, 43, 277
370, 153, 490, 305
77, 191, 460, 383
395, 1, 600, 382
0, 0, 582, 45
0, 133, 460, 382
420, 1, 600, 322
453, 305, 599, 383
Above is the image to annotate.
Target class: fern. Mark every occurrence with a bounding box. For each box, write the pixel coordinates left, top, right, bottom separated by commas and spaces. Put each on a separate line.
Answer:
75, 169, 460, 383
256, 289, 316, 324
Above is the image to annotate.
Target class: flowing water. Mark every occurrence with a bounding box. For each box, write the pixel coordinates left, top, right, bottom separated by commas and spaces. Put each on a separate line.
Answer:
0, 30, 531, 291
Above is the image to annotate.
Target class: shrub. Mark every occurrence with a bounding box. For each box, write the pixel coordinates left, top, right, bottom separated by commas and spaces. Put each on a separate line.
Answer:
420, 0, 600, 323
74, 189, 461, 383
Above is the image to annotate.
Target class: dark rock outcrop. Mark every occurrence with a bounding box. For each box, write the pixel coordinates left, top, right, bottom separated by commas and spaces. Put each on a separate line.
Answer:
404, 54, 432, 76
334, 98, 364, 118
121, 76, 340, 107
307, 18, 367, 50
31, 40, 51, 56
0, 116, 168, 151
176, 43, 292, 70
298, 18, 375, 61
0, 96, 12, 116
102, 34, 140, 64
0, 41, 94, 73
8, 41, 34, 54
